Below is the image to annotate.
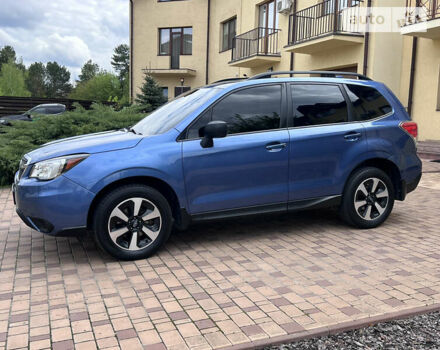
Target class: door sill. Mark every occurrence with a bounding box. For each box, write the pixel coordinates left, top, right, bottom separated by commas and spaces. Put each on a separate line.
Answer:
190, 195, 341, 222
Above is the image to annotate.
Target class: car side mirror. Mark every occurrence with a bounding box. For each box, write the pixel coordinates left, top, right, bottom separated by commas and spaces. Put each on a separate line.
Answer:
200, 121, 227, 148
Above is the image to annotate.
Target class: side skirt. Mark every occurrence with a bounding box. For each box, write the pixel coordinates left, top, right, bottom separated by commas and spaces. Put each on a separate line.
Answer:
187, 195, 342, 224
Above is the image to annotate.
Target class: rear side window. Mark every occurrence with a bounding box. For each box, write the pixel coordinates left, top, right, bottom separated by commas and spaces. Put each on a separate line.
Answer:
345, 84, 392, 121
211, 85, 282, 135
291, 84, 348, 127
47, 106, 64, 114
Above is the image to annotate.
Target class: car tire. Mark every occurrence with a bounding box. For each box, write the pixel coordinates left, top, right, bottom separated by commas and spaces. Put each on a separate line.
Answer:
340, 167, 394, 229
93, 184, 173, 260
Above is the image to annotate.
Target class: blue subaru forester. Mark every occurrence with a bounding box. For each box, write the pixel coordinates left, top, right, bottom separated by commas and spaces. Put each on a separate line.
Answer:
13, 71, 422, 260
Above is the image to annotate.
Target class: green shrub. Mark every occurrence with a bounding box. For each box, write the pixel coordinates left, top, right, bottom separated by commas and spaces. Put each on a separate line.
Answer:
0, 103, 145, 185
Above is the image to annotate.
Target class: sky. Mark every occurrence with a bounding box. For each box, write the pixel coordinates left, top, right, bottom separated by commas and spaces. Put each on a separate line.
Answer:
0, 0, 129, 82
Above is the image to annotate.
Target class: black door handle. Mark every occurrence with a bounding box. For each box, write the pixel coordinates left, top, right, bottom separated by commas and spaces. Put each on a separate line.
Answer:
266, 142, 287, 151
344, 132, 362, 141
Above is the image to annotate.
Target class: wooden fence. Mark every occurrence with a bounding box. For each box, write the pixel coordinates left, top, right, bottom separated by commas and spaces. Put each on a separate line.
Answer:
0, 96, 114, 117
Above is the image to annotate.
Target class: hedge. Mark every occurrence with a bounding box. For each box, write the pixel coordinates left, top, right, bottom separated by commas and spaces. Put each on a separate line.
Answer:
0, 103, 146, 186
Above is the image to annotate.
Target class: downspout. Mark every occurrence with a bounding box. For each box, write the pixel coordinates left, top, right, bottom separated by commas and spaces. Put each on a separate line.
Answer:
407, 37, 418, 118
363, 0, 372, 76
130, 0, 134, 102
205, 0, 211, 84
289, 0, 297, 76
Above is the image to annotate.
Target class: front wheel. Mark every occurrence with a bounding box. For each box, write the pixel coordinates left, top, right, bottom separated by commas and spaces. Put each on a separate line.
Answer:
93, 185, 173, 260
340, 167, 394, 229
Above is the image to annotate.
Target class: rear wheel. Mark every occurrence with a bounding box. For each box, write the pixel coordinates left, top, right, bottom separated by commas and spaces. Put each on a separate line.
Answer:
340, 167, 394, 229
93, 185, 173, 260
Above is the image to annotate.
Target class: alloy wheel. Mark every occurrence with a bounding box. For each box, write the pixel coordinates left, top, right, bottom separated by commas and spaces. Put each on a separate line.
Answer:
354, 177, 389, 221
107, 197, 162, 251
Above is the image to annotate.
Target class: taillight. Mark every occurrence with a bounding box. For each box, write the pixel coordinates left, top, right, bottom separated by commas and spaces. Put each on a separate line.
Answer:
400, 121, 418, 139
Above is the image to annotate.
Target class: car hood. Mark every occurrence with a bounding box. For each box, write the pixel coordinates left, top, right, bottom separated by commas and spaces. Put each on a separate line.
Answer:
26, 130, 144, 163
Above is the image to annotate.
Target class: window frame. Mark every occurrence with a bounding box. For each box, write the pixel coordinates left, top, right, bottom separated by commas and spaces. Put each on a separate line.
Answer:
220, 16, 237, 53
180, 83, 288, 141
158, 27, 193, 56
287, 82, 354, 129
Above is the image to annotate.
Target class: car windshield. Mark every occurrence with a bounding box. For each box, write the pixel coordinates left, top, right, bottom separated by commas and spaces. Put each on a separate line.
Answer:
132, 87, 221, 136
27, 106, 44, 114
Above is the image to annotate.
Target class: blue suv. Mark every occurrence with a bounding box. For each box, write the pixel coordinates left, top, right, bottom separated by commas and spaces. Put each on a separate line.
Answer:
13, 71, 422, 260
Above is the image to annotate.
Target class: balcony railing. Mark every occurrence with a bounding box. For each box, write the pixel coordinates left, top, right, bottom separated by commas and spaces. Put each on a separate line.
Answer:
405, 0, 440, 22
231, 27, 281, 63
288, 0, 364, 46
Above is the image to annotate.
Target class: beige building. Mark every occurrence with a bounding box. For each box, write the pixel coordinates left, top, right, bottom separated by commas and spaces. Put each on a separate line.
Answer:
130, 0, 440, 142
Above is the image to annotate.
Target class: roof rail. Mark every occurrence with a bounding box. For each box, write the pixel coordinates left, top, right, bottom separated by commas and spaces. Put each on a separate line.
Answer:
213, 77, 248, 84
249, 71, 372, 81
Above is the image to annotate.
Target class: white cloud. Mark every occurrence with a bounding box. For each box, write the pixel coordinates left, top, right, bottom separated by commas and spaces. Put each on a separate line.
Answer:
0, 0, 129, 82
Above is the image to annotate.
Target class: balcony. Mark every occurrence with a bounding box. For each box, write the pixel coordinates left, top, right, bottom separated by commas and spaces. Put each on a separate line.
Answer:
148, 68, 196, 77
229, 27, 281, 68
401, 0, 440, 39
285, 0, 364, 54
148, 55, 197, 77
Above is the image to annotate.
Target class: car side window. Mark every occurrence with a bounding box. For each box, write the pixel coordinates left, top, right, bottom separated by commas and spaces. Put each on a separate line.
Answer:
47, 106, 64, 114
186, 110, 212, 139
32, 107, 46, 115
211, 85, 282, 135
291, 84, 348, 127
345, 84, 392, 121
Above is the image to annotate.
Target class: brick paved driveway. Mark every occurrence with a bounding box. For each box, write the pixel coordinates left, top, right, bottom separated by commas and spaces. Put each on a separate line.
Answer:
1, 161, 440, 350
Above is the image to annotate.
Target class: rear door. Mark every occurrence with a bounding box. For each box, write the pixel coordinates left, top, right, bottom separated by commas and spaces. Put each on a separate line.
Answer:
287, 83, 368, 202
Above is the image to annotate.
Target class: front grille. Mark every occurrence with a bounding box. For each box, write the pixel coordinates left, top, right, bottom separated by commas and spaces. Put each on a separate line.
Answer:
18, 156, 30, 179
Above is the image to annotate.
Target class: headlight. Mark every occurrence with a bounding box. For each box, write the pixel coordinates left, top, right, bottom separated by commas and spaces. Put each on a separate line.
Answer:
30, 154, 89, 181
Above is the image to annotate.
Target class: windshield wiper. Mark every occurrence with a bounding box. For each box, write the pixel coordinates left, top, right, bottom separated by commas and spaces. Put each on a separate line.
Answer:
123, 127, 141, 135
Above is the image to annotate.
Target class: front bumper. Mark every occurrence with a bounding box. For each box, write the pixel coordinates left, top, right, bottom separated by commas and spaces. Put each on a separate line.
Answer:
13, 173, 95, 236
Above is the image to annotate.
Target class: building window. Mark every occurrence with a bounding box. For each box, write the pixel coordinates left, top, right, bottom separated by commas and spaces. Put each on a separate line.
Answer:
159, 27, 192, 55
322, 0, 362, 15
162, 87, 169, 99
175, 86, 191, 97
259, 0, 280, 30
221, 17, 236, 52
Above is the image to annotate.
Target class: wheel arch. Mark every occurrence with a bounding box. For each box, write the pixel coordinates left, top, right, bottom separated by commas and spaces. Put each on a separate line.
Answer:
345, 158, 404, 200
87, 176, 184, 230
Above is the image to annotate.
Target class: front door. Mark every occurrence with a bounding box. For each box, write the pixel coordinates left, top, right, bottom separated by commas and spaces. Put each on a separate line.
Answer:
182, 84, 289, 214
287, 83, 367, 201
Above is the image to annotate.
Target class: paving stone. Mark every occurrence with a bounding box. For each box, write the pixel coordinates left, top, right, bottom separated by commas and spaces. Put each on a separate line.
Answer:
0, 165, 439, 349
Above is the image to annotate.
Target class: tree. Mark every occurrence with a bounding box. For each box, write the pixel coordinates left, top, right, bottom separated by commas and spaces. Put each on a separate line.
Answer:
135, 72, 167, 112
26, 62, 46, 97
119, 72, 130, 106
45, 61, 72, 97
0, 46, 16, 71
69, 72, 122, 102
79, 60, 100, 83
0, 63, 31, 97
111, 44, 129, 81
